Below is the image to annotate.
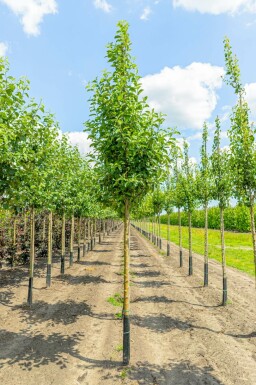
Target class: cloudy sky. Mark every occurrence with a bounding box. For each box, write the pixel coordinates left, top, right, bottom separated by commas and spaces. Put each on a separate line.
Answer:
1, 0, 256, 159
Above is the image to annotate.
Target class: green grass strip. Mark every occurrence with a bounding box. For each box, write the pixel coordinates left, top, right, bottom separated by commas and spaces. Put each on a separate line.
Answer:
144, 223, 254, 276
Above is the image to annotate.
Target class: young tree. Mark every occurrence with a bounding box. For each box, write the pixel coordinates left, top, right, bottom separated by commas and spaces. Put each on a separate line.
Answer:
224, 37, 256, 285
172, 148, 185, 267
198, 122, 213, 286
152, 188, 165, 248
85, 20, 171, 365
211, 117, 232, 305
179, 141, 198, 276
163, 176, 173, 256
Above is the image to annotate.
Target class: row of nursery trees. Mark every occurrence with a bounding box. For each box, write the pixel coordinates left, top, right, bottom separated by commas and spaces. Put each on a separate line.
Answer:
0, 57, 118, 305
1, 20, 255, 366
83, 22, 256, 364
134, 37, 256, 308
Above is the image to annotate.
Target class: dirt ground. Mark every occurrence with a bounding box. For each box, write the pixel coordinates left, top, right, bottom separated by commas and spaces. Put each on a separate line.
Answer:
0, 225, 255, 385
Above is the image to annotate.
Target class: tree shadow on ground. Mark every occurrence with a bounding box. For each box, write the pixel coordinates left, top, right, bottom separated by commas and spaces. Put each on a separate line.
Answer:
99, 241, 115, 246
135, 271, 161, 278
13, 299, 118, 325
77, 358, 224, 385
113, 360, 225, 385
13, 300, 92, 325
132, 280, 170, 288
0, 290, 15, 306
78, 260, 112, 266
132, 254, 151, 259
132, 295, 220, 309
132, 295, 174, 304
0, 268, 27, 288
131, 263, 150, 268
88, 249, 111, 253
131, 313, 191, 333
55, 274, 110, 285
227, 331, 256, 339
130, 313, 227, 337
0, 329, 84, 371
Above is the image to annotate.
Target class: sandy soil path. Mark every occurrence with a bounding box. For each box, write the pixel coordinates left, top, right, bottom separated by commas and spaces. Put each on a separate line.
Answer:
0, 225, 255, 385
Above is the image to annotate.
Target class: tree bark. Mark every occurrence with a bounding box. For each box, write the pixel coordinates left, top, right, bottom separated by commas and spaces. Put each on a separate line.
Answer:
61, 212, 65, 274
249, 196, 256, 288
27, 207, 35, 306
204, 203, 209, 286
70, 213, 74, 266
123, 199, 130, 365
46, 210, 52, 287
77, 216, 81, 261
220, 207, 227, 305
42, 215, 46, 243
178, 208, 182, 267
167, 212, 170, 256
23, 211, 27, 242
83, 218, 87, 257
188, 211, 193, 276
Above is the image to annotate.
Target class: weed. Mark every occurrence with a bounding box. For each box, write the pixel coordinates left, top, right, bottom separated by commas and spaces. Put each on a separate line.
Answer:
120, 368, 130, 380
114, 311, 122, 319
107, 293, 123, 307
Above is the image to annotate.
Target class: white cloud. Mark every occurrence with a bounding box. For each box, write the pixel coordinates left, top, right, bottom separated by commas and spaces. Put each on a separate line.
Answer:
141, 62, 224, 129
173, 0, 256, 15
67, 131, 92, 155
93, 0, 112, 13
245, 82, 256, 118
1, 0, 58, 36
0, 42, 8, 56
140, 6, 152, 20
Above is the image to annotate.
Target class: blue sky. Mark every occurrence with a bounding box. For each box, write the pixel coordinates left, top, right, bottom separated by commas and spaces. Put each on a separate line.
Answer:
1, 0, 256, 159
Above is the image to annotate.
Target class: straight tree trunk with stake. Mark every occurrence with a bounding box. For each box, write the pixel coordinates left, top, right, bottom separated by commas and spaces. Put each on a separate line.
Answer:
249, 195, 256, 287
61, 212, 65, 274
178, 208, 183, 267
46, 210, 53, 287
167, 212, 170, 256
123, 199, 130, 365
70, 213, 74, 266
204, 203, 209, 286
77, 217, 81, 261
27, 206, 35, 306
220, 207, 227, 305
188, 211, 193, 275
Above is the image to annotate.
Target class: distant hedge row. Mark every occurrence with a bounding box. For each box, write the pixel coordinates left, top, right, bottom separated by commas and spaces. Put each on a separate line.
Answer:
160, 206, 252, 233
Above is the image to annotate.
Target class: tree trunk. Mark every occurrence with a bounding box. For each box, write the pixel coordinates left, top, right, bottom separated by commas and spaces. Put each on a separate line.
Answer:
220, 207, 227, 305
178, 208, 182, 267
90, 218, 94, 251
94, 218, 96, 246
11, 216, 17, 267
204, 203, 209, 286
99, 219, 102, 244
13, 217, 17, 246
167, 212, 170, 256
23, 211, 27, 242
188, 211, 193, 276
249, 196, 256, 288
158, 214, 162, 249
83, 218, 87, 257
77, 216, 81, 261
70, 213, 74, 266
42, 215, 46, 242
123, 199, 130, 365
46, 211, 53, 287
61, 212, 65, 274
27, 207, 35, 306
